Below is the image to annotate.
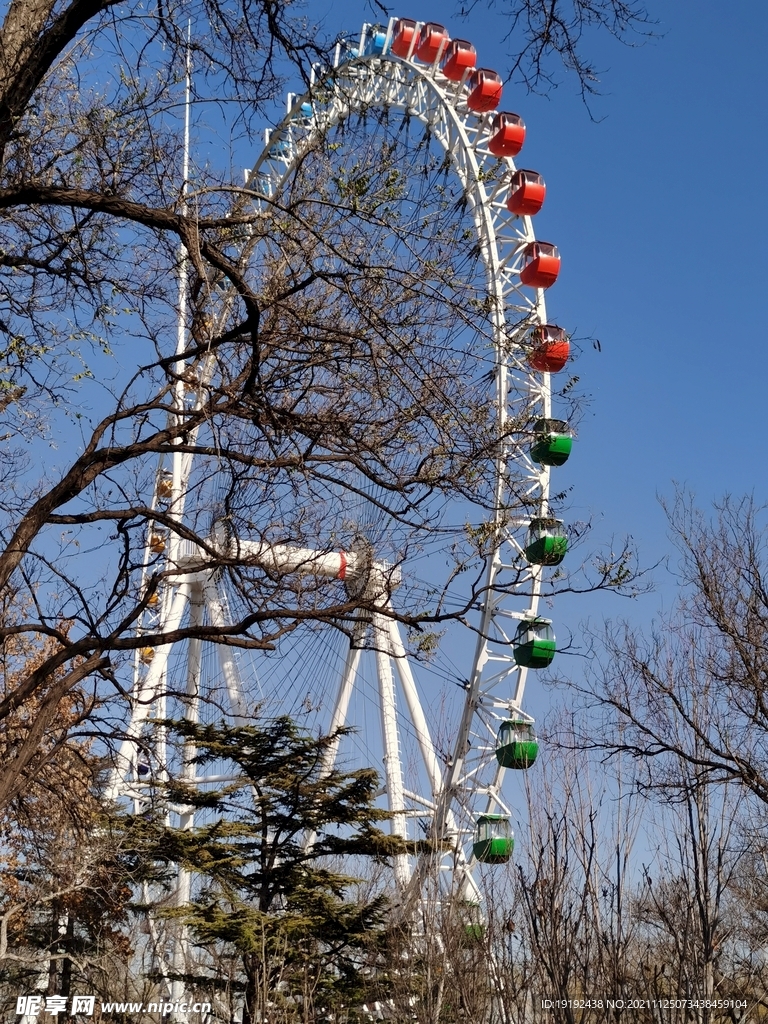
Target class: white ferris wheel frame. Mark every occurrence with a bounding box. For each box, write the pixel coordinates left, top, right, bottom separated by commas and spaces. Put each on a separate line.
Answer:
107, 13, 560, 975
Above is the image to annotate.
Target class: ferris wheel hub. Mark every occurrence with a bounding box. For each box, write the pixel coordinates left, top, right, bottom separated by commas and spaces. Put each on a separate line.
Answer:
181, 528, 401, 604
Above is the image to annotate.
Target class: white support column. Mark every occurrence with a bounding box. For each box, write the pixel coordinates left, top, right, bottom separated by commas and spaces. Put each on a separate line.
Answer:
387, 616, 483, 912
386, 617, 443, 800
373, 612, 410, 891
303, 618, 368, 854
106, 582, 191, 802
387, 616, 478, 875
182, 582, 204, 742
204, 580, 250, 722
510, 664, 530, 710
170, 582, 204, 1005
319, 618, 368, 774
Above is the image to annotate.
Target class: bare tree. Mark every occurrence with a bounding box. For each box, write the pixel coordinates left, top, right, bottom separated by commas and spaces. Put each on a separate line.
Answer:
496, 740, 644, 1024
567, 492, 768, 806
0, 0, 650, 817
0, 695, 134, 1016
630, 770, 745, 1024
546, 491, 768, 1018
462, 0, 656, 102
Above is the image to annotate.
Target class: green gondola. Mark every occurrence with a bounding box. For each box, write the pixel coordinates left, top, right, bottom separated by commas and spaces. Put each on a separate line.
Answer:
524, 517, 568, 566
473, 814, 514, 864
464, 923, 485, 943
496, 718, 538, 769
530, 417, 572, 467
461, 902, 485, 944
513, 618, 556, 669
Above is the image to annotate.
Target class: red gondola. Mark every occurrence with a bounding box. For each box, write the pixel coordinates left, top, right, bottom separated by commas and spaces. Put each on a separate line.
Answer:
507, 170, 546, 216
391, 18, 418, 58
467, 69, 503, 112
520, 242, 561, 289
528, 325, 570, 372
442, 39, 476, 81
488, 112, 526, 157
415, 22, 450, 63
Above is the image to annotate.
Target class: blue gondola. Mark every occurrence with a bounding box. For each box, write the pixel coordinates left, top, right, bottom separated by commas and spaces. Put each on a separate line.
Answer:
363, 25, 387, 56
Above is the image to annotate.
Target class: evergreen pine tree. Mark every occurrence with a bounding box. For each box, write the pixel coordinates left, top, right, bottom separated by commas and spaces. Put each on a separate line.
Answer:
117, 718, 403, 1022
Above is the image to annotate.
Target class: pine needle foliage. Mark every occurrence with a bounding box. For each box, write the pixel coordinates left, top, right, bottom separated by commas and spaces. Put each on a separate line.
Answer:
116, 717, 403, 1021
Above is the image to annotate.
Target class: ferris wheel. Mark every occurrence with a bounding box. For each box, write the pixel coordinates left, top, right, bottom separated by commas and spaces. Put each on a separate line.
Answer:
107, 15, 575, 921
